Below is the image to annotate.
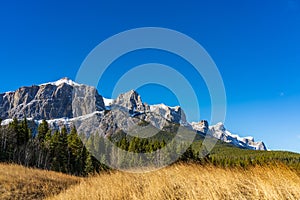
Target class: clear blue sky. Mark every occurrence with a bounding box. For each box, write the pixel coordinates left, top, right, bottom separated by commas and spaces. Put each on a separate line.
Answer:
0, 0, 299, 152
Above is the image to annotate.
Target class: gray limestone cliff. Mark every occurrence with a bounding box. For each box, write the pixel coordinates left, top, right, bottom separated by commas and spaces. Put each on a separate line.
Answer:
0, 78, 105, 120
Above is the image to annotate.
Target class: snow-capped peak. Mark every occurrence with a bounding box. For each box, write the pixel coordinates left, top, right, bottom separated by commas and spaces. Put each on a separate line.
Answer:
40, 77, 81, 87
150, 103, 181, 112
208, 122, 266, 150
150, 103, 169, 111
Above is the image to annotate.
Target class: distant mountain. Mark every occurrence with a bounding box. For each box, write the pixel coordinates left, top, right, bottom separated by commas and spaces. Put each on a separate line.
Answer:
191, 121, 266, 150
0, 78, 267, 150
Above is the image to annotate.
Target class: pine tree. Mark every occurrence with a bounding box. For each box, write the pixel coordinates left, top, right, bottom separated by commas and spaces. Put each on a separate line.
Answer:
44, 130, 52, 144
21, 116, 30, 144
84, 151, 94, 175
68, 127, 82, 151
119, 137, 128, 151
50, 130, 60, 171
85, 133, 95, 156
10, 118, 20, 145
38, 120, 49, 142
68, 126, 85, 175
50, 127, 68, 173
128, 138, 136, 153
58, 126, 69, 173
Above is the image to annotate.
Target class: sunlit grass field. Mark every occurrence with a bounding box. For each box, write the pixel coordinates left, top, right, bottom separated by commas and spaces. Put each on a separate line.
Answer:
0, 164, 80, 200
1, 155, 300, 200
47, 163, 300, 200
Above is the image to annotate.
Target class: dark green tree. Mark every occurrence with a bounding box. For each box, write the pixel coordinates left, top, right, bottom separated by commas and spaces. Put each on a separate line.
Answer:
50, 130, 60, 171
58, 126, 69, 173
10, 118, 20, 145
50, 127, 68, 173
21, 116, 30, 143
84, 151, 94, 175
68, 126, 85, 175
37, 120, 49, 142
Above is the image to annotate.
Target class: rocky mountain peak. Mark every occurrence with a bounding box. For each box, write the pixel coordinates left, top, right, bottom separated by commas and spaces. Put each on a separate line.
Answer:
109, 90, 188, 129
208, 122, 267, 150
0, 78, 105, 120
112, 90, 144, 113
212, 122, 226, 132
149, 104, 187, 125
191, 120, 209, 134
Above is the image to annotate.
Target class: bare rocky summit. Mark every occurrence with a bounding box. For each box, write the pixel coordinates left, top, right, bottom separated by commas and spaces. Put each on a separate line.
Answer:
0, 78, 105, 120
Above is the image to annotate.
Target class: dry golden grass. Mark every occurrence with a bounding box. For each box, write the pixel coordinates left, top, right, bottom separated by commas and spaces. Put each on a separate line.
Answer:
0, 163, 80, 200
1, 163, 299, 200
49, 163, 300, 200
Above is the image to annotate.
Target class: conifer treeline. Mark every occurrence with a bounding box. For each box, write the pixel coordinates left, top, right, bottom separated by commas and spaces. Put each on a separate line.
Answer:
83, 132, 209, 169
0, 118, 101, 176
1, 118, 299, 176
0, 118, 207, 175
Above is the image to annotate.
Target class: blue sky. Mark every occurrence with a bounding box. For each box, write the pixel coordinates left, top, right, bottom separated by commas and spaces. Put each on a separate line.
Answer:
0, 0, 299, 152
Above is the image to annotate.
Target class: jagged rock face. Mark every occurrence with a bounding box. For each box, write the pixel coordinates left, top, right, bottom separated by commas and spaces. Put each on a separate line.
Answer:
0, 78, 105, 120
191, 120, 209, 134
0, 80, 187, 135
0, 86, 40, 119
112, 90, 145, 114
43, 111, 105, 137
71, 85, 105, 117
208, 122, 267, 150
110, 91, 187, 130
149, 104, 187, 125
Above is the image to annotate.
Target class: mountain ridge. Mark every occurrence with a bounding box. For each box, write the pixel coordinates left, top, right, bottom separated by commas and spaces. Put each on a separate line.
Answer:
0, 77, 267, 150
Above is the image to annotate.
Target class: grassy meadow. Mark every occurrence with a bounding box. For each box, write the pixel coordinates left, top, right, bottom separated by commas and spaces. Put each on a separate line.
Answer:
48, 163, 300, 200
1, 162, 300, 200
0, 164, 80, 200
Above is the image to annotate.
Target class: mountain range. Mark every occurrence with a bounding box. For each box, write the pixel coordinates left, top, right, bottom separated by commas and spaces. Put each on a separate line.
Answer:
0, 77, 267, 150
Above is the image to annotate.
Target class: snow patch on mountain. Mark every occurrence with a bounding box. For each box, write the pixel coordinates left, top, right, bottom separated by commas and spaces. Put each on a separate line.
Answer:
39, 111, 103, 125
40, 77, 81, 87
1, 119, 13, 126
103, 97, 114, 107
150, 103, 181, 113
